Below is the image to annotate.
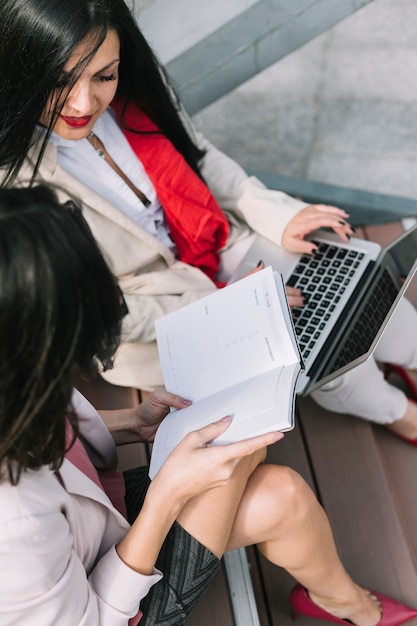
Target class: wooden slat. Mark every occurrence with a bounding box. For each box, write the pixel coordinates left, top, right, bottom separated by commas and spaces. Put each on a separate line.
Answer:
361, 221, 405, 247
352, 225, 367, 239
75, 373, 139, 409
186, 563, 235, 626
245, 547, 271, 626
117, 442, 150, 471
373, 426, 417, 571
297, 396, 417, 615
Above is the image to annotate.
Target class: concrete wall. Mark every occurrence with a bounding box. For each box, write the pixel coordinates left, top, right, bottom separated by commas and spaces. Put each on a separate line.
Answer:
136, 0, 376, 113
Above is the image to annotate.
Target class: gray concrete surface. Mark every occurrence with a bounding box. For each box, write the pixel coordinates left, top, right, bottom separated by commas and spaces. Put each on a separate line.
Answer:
138, 0, 374, 113
193, 0, 417, 206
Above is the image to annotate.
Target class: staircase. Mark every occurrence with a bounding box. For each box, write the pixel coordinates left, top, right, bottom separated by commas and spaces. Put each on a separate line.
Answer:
136, 0, 376, 113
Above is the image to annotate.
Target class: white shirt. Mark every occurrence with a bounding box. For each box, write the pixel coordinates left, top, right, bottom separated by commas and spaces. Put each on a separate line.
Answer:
48, 109, 176, 252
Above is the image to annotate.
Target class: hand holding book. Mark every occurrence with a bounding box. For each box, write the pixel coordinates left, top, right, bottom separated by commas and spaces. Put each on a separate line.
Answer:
149, 267, 303, 478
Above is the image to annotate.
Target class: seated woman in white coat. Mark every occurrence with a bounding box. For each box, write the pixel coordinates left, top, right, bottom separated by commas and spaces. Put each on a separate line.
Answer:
1, 0, 417, 443
2, 184, 417, 626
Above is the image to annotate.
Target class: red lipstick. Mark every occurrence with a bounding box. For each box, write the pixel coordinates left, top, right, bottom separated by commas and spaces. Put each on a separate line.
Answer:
60, 115, 92, 128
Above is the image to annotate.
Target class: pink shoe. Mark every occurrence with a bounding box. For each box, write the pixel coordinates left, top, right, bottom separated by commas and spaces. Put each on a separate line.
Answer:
384, 363, 417, 400
383, 364, 417, 445
289, 584, 417, 626
385, 425, 417, 447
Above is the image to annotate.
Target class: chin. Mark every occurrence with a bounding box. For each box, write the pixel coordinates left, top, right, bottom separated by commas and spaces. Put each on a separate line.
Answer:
54, 125, 91, 141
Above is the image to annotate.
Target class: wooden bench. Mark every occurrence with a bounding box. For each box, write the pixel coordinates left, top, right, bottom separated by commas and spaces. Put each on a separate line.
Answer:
244, 221, 417, 625
78, 220, 417, 625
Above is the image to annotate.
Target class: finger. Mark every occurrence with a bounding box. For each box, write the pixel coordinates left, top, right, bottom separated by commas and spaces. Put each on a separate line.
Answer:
287, 293, 305, 308
331, 225, 354, 242
284, 221, 355, 252
244, 260, 265, 277
285, 286, 304, 308
285, 286, 302, 297
219, 430, 284, 459
190, 417, 283, 456
169, 394, 193, 409
295, 214, 352, 233
284, 238, 320, 255
153, 389, 192, 410
190, 415, 234, 447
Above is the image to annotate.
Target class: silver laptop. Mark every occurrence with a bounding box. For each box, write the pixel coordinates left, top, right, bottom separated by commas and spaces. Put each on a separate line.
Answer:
229, 226, 417, 394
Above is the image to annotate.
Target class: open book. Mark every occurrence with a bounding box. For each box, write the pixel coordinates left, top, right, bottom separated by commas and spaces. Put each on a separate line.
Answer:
149, 266, 303, 479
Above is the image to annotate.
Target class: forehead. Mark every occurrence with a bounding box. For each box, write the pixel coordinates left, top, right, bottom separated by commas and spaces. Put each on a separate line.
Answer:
64, 29, 120, 73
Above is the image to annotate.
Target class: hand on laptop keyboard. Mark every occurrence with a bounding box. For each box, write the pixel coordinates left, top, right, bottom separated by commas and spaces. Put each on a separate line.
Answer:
286, 241, 365, 360
285, 285, 304, 309
282, 204, 354, 254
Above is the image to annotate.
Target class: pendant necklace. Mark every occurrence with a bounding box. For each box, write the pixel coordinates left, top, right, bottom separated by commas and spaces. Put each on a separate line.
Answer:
88, 130, 152, 207
88, 131, 106, 158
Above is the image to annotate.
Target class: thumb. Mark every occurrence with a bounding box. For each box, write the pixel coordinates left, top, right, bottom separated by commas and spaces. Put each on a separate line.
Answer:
192, 415, 233, 446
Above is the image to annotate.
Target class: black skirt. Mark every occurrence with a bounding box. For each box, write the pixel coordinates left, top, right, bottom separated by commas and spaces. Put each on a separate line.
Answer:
123, 467, 221, 625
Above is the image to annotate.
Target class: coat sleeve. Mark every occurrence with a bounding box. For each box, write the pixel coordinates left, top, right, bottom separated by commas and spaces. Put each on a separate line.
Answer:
0, 508, 161, 625
119, 263, 218, 343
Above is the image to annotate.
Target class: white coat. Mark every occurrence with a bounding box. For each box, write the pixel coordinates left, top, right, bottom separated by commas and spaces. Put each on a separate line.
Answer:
0, 391, 161, 625
10, 112, 307, 388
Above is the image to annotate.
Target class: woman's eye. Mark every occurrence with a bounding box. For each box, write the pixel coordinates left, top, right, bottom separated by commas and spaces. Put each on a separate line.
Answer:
98, 73, 118, 82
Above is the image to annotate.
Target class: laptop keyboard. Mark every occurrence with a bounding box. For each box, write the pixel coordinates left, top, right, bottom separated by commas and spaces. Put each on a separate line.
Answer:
286, 240, 365, 360
328, 268, 398, 373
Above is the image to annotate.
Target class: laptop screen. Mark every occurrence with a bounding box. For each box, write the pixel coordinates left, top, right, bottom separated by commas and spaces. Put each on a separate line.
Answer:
305, 224, 417, 393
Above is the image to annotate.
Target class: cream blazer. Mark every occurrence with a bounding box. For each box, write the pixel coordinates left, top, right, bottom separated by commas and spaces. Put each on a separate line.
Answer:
12, 115, 307, 388
0, 390, 161, 625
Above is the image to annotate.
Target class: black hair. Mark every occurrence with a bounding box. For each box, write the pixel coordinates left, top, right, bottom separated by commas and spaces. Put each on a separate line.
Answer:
0, 0, 204, 185
0, 184, 123, 485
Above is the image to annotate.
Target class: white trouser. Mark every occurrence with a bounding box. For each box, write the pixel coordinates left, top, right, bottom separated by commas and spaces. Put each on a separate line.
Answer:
311, 297, 417, 424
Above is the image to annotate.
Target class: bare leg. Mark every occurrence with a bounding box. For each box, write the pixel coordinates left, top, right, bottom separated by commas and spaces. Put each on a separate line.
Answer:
176, 447, 266, 557
226, 464, 381, 626
177, 457, 380, 626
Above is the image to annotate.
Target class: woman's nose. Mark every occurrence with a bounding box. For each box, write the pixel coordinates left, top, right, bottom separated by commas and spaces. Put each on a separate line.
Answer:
65, 80, 94, 114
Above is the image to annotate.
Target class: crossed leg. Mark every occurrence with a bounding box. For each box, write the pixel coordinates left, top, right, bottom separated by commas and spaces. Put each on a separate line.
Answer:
177, 453, 381, 626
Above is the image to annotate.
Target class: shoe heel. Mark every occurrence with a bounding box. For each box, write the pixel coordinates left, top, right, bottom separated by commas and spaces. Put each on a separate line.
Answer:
291, 609, 298, 621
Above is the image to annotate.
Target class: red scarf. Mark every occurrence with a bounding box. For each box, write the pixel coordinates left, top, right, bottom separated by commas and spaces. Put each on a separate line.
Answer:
111, 99, 229, 286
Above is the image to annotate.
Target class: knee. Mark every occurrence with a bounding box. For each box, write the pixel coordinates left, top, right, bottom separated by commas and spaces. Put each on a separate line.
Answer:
258, 465, 314, 521
273, 465, 309, 503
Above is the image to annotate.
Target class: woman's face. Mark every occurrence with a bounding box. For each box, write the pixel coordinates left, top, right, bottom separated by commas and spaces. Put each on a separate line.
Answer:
45, 29, 120, 140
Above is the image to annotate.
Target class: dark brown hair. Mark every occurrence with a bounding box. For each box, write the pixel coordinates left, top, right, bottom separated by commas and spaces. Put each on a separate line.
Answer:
0, 185, 123, 484
0, 0, 205, 185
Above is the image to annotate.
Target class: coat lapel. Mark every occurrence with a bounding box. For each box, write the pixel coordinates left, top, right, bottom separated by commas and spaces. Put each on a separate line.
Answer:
34, 143, 176, 264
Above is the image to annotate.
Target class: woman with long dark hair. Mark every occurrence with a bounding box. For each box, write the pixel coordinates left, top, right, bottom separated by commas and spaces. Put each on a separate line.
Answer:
1, 1, 417, 443
2, 185, 415, 625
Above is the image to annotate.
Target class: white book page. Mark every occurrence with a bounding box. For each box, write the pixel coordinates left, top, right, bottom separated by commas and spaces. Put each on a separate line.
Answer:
149, 364, 300, 479
155, 267, 298, 400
